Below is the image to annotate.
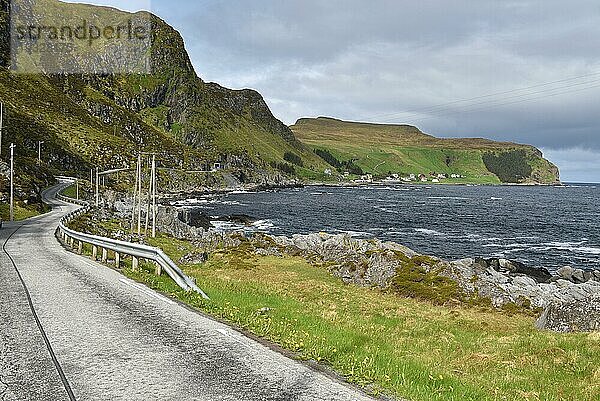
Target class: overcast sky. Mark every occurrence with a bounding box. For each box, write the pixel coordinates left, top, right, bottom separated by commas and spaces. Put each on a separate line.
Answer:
67, 0, 600, 182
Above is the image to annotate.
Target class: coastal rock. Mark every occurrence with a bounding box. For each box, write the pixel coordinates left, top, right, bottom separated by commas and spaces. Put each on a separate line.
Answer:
479, 258, 552, 283
156, 206, 209, 239
177, 208, 212, 230
272, 233, 417, 288
557, 266, 575, 281
536, 294, 600, 332
438, 259, 600, 309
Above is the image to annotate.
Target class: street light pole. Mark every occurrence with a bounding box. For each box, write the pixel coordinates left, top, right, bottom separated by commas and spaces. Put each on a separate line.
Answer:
95, 167, 99, 207
0, 103, 4, 158
152, 154, 156, 238
9, 143, 15, 221
37, 140, 44, 164
137, 154, 142, 236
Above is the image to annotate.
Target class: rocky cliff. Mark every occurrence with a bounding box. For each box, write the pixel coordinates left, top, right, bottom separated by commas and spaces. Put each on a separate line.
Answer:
0, 0, 330, 206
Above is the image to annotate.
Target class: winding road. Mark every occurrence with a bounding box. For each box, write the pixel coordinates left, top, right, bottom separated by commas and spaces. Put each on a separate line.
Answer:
0, 184, 375, 400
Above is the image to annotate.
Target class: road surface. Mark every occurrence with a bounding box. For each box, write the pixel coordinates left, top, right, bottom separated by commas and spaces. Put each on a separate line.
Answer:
0, 184, 376, 401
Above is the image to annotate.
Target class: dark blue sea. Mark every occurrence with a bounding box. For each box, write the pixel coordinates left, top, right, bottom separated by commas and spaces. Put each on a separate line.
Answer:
176, 184, 600, 272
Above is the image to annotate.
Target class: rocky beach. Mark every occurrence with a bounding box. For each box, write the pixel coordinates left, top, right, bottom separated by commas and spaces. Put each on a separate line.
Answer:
142, 201, 600, 333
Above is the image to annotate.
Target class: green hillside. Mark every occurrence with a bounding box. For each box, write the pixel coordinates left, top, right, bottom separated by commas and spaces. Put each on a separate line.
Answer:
292, 117, 560, 184
0, 0, 331, 206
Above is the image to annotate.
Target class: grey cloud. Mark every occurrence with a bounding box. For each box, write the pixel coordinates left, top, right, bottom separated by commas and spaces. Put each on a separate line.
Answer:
144, 0, 600, 180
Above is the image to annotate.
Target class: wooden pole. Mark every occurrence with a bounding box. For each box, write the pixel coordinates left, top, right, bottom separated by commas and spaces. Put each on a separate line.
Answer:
145, 156, 151, 235
137, 154, 142, 236
9, 143, 15, 221
95, 167, 99, 207
0, 102, 3, 157
131, 155, 139, 234
152, 154, 156, 238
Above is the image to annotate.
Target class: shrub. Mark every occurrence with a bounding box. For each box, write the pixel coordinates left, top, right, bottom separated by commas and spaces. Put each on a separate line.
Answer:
314, 148, 342, 168
283, 151, 304, 167
391, 256, 463, 305
483, 150, 532, 183
270, 161, 296, 175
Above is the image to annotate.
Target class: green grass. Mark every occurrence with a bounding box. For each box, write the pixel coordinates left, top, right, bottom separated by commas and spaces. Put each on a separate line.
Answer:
0, 202, 46, 221
114, 233, 600, 401
293, 118, 559, 184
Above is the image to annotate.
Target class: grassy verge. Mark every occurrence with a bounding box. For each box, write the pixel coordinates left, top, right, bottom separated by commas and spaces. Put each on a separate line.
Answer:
109, 233, 600, 401
0, 202, 48, 221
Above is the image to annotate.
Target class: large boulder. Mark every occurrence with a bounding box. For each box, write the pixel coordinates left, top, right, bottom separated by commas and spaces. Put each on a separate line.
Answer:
536, 294, 600, 332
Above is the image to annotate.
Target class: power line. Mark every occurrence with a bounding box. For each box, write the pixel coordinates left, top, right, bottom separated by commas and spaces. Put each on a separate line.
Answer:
359, 70, 600, 122
402, 81, 600, 124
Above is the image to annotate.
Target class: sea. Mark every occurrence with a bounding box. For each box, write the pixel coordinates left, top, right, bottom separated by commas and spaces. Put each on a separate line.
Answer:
174, 184, 600, 272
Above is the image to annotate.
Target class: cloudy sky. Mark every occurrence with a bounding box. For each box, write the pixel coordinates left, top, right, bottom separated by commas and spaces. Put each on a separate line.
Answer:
67, 0, 600, 182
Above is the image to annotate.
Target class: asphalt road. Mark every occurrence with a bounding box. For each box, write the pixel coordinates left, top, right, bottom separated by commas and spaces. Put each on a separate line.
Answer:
0, 184, 376, 401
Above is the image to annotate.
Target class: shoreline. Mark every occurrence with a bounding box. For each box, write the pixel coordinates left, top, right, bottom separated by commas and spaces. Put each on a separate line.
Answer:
158, 183, 598, 275
161, 179, 568, 203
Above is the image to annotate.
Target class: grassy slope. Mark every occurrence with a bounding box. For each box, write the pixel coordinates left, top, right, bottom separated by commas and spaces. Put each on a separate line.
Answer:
292, 117, 559, 184
0, 0, 333, 191
108, 233, 599, 401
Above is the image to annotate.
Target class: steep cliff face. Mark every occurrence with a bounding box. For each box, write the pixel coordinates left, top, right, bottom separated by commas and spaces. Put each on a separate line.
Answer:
0, 0, 330, 203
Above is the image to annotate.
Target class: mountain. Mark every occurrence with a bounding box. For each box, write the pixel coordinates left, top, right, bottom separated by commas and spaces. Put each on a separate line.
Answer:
0, 0, 330, 208
291, 117, 560, 184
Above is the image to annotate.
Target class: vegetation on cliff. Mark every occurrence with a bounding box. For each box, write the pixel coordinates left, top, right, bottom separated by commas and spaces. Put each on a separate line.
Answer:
0, 0, 332, 207
293, 117, 560, 184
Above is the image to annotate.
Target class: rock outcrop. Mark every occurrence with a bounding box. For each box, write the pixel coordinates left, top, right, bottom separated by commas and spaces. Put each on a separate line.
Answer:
536, 294, 600, 333
440, 258, 600, 309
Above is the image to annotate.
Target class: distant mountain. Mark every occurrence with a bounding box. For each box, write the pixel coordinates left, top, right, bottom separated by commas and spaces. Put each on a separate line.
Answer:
291, 117, 560, 184
0, 0, 330, 203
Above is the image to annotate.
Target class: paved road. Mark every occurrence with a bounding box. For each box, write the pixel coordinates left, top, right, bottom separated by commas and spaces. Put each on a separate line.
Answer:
0, 185, 376, 401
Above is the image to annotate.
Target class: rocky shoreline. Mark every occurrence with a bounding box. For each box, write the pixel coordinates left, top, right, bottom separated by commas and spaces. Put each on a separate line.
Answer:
146, 204, 600, 333
97, 191, 600, 333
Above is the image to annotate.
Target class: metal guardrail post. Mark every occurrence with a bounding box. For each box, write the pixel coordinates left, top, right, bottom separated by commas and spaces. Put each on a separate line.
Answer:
54, 181, 210, 300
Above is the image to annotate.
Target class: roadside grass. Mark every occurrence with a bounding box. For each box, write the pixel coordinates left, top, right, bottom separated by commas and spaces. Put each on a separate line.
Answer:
60, 184, 79, 199
117, 233, 600, 401
0, 202, 47, 221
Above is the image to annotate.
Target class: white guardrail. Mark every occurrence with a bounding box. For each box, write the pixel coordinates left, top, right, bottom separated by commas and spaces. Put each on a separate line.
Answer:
54, 182, 210, 300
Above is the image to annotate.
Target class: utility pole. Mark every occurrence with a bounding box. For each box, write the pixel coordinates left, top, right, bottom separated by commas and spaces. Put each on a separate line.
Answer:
131, 155, 139, 234
9, 143, 15, 221
37, 140, 44, 164
152, 154, 156, 238
144, 156, 151, 236
95, 167, 99, 207
137, 154, 142, 236
0, 103, 4, 158
76, 178, 79, 200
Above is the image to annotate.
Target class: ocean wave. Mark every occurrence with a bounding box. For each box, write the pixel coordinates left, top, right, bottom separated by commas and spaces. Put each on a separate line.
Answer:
532, 243, 600, 255
427, 196, 470, 201
414, 228, 446, 236
229, 190, 257, 194
252, 219, 275, 230
373, 205, 400, 214
333, 229, 373, 238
